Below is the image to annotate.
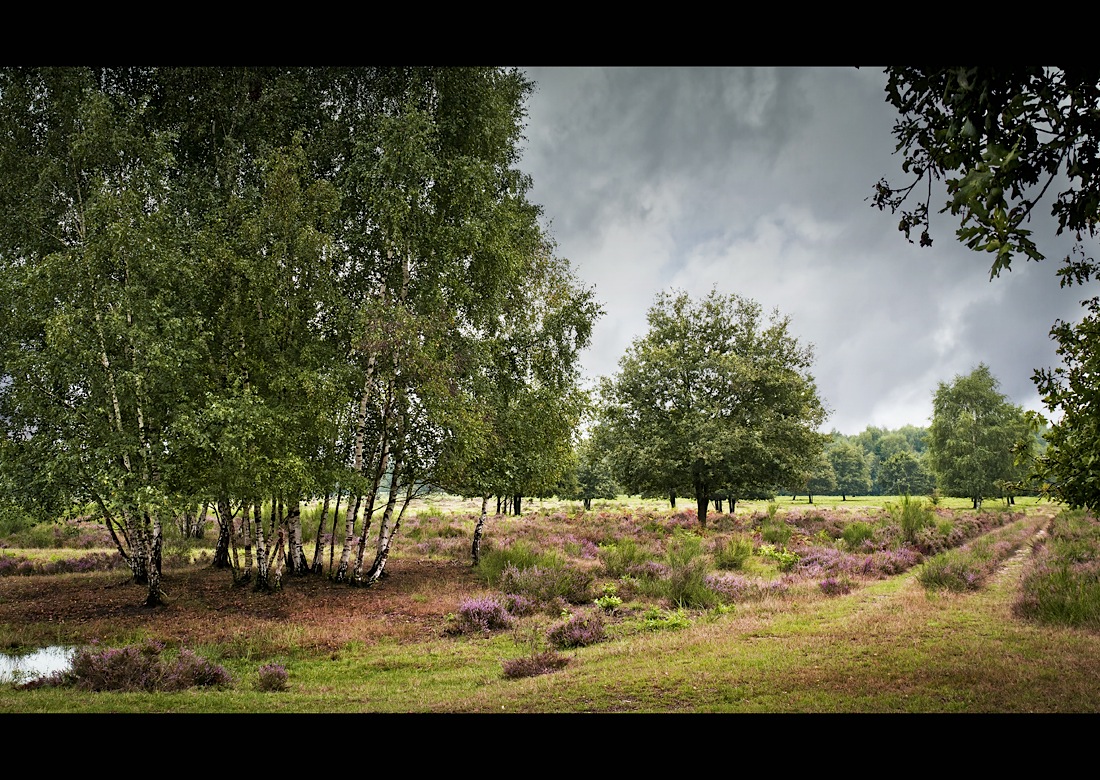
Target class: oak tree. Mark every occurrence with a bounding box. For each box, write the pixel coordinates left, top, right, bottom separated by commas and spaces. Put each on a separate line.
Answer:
599, 289, 828, 528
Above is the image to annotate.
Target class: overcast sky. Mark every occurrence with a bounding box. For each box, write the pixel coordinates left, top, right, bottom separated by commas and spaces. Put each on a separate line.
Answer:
515, 66, 1089, 436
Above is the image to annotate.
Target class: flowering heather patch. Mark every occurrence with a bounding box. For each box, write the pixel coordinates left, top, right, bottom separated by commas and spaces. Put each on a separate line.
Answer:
412, 534, 470, 561
819, 575, 854, 596
445, 596, 514, 635
503, 593, 539, 616
255, 663, 289, 692
546, 610, 606, 649
63, 640, 232, 692
704, 573, 791, 603
666, 509, 699, 530
560, 534, 600, 559
0, 554, 37, 576
0, 551, 126, 577
784, 509, 850, 541
161, 648, 235, 691
794, 547, 863, 578
860, 547, 923, 577
498, 562, 594, 605
502, 650, 570, 679
918, 527, 1025, 592
1014, 510, 1100, 628
625, 559, 669, 580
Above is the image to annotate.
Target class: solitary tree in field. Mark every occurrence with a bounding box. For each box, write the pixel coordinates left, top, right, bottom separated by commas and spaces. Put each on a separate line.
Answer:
928, 364, 1020, 509
599, 289, 828, 528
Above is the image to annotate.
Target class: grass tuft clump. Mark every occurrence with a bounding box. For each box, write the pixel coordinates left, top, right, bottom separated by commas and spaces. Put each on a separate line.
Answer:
502, 650, 570, 679
841, 521, 875, 551
445, 596, 514, 635
546, 610, 606, 649
598, 538, 652, 577
255, 663, 289, 692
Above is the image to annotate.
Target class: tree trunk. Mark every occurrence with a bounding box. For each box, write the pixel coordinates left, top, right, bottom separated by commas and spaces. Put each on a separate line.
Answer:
311, 490, 333, 575
213, 495, 233, 569
472, 495, 490, 566
513, 495, 522, 516
334, 493, 361, 583
365, 491, 413, 586
270, 529, 286, 591
254, 501, 270, 591
143, 511, 164, 607
583, 497, 591, 511
669, 493, 676, 509
366, 456, 402, 581
692, 463, 709, 528
328, 490, 342, 577
284, 493, 308, 575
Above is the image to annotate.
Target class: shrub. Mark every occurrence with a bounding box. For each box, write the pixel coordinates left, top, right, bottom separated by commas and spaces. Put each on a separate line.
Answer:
502, 593, 539, 616
819, 575, 853, 596
760, 520, 792, 546
713, 534, 754, 570
546, 610, 606, 649
63, 640, 232, 692
641, 607, 692, 632
598, 538, 651, 577
255, 663, 289, 692
498, 562, 594, 606
594, 583, 623, 612
162, 648, 234, 691
841, 521, 875, 551
502, 650, 570, 679
445, 596, 514, 635
888, 493, 934, 544
757, 543, 799, 572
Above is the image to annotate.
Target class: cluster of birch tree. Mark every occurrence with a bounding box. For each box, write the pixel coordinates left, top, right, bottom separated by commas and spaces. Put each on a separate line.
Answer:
0, 67, 600, 605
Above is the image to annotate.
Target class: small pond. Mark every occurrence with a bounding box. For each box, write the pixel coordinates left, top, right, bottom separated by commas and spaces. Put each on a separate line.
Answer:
0, 646, 76, 685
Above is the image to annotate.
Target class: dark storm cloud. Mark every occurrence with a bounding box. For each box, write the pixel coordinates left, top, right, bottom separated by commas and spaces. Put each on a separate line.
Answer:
518, 66, 1091, 435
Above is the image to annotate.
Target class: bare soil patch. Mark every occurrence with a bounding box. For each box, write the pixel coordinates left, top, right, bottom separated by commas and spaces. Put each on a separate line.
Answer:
0, 557, 488, 652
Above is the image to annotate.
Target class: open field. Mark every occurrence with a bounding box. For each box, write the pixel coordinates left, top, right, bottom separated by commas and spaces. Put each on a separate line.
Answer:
2, 494, 1098, 713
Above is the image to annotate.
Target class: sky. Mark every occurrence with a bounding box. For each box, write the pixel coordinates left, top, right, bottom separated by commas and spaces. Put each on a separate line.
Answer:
515, 66, 1090, 436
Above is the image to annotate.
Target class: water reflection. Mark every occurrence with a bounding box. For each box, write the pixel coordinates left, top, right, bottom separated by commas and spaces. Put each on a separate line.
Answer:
0, 646, 75, 684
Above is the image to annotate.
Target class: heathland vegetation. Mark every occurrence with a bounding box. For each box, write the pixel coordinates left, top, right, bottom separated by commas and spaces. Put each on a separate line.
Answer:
3, 493, 1100, 712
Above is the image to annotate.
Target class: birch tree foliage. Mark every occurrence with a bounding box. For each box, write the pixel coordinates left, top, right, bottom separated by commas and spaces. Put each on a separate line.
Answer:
0, 68, 201, 605
600, 289, 828, 528
928, 364, 1020, 509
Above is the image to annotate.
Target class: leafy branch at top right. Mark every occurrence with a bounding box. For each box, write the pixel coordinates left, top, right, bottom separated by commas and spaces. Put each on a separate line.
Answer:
871, 65, 1100, 511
